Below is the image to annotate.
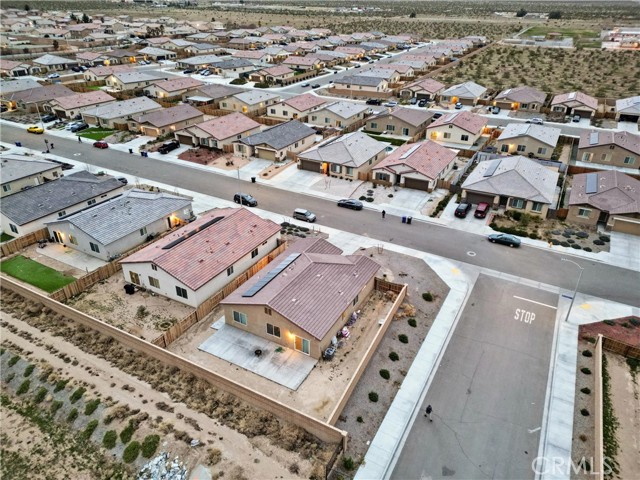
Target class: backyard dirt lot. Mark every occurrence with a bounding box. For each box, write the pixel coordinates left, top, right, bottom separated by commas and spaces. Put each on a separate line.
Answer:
65, 275, 194, 341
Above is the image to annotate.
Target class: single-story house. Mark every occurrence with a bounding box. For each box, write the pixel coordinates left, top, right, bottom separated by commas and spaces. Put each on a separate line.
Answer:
494, 86, 547, 113
0, 155, 62, 199
427, 111, 488, 148
105, 71, 167, 91
220, 237, 380, 359
175, 112, 261, 149
232, 50, 273, 65
399, 79, 445, 100
366, 107, 433, 138
183, 84, 244, 107
138, 46, 177, 61
128, 104, 204, 137
374, 63, 414, 78
0, 78, 43, 99
267, 93, 326, 121
120, 208, 281, 307
220, 90, 281, 114
496, 124, 562, 160
32, 53, 79, 72
248, 65, 295, 84
297, 131, 388, 178
0, 59, 31, 77
84, 65, 134, 82
282, 55, 324, 71
358, 68, 401, 83
82, 97, 163, 128
176, 55, 222, 70
210, 59, 255, 78
1, 171, 125, 237
45, 189, 194, 261
371, 140, 457, 191
184, 43, 220, 55
234, 120, 317, 160
577, 130, 639, 168
6, 84, 73, 113
102, 49, 140, 65
461, 156, 559, 218
144, 77, 203, 99
46, 90, 115, 119
567, 171, 640, 235
333, 75, 389, 93
439, 81, 487, 106
615, 95, 640, 124
163, 39, 196, 51
308, 101, 369, 129
551, 91, 598, 118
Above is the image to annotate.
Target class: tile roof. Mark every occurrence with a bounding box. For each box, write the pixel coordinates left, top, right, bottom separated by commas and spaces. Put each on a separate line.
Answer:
442, 81, 487, 99
0, 78, 42, 94
112, 71, 162, 84
282, 93, 326, 112
495, 86, 547, 105
83, 97, 161, 120
233, 90, 280, 106
615, 95, 640, 115
283, 55, 319, 65
138, 46, 174, 56
370, 107, 433, 127
336, 75, 386, 87
86, 65, 134, 77
212, 58, 254, 69
298, 131, 388, 167
0, 155, 59, 183
121, 208, 281, 291
462, 156, 558, 204
373, 140, 457, 181
551, 91, 598, 110
577, 130, 640, 155
221, 238, 380, 340
50, 90, 115, 110
240, 120, 316, 150
46, 189, 192, 246
133, 104, 202, 128
191, 84, 244, 100
9, 84, 73, 103
319, 101, 369, 119
428, 110, 488, 134
33, 53, 77, 65
185, 112, 260, 140
151, 77, 203, 92
259, 65, 295, 77
1, 171, 124, 226
497, 123, 561, 147
180, 54, 222, 65
569, 171, 640, 214
403, 78, 445, 94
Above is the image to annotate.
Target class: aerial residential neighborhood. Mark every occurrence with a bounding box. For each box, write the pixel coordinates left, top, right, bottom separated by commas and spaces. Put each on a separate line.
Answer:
0, 2, 639, 480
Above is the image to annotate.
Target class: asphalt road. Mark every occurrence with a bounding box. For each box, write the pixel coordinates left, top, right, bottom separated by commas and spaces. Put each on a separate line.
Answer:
4, 124, 640, 307
392, 276, 558, 479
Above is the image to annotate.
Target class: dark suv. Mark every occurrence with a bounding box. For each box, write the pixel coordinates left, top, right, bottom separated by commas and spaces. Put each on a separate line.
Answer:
366, 99, 382, 105
454, 202, 472, 218
158, 139, 180, 154
234, 193, 258, 207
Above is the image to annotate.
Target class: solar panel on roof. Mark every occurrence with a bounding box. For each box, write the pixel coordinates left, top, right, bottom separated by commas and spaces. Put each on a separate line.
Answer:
242, 252, 301, 297
589, 132, 599, 145
585, 173, 598, 194
161, 216, 224, 249
400, 144, 421, 159
483, 159, 502, 177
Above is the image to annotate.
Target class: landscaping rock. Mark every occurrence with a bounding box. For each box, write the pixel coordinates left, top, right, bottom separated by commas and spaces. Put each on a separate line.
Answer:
551, 230, 562, 235
564, 229, 576, 236
593, 239, 605, 246
599, 235, 610, 243
577, 232, 589, 239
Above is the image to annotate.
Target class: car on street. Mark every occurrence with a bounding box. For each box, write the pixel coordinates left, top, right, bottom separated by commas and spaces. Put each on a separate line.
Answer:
69, 122, 89, 132
47, 73, 60, 79
293, 208, 316, 222
527, 118, 544, 125
337, 199, 363, 210
41, 114, 57, 122
454, 202, 472, 218
354, 64, 361, 68
183, 69, 194, 74
301, 83, 310, 87
488, 233, 521, 248
71, 66, 83, 72
311, 84, 321, 89
65, 121, 81, 130
202, 70, 211, 76
384, 101, 398, 107
474, 202, 490, 219
117, 177, 128, 184
454, 102, 463, 109
234, 192, 258, 207
366, 99, 382, 105
93, 141, 109, 149
491, 106, 501, 114
572, 114, 581, 123
27, 125, 44, 134
158, 139, 180, 154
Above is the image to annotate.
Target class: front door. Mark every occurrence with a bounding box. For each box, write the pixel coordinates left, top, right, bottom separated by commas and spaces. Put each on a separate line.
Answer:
294, 336, 310, 355
53, 231, 63, 243
129, 271, 140, 285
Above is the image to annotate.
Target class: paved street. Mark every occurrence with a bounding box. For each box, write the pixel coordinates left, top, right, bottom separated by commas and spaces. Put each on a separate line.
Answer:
392, 275, 558, 480
2, 124, 639, 307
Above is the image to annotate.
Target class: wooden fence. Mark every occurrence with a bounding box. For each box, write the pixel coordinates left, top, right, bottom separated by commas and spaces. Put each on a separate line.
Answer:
49, 261, 122, 302
594, 335, 605, 480
0, 228, 50, 257
151, 241, 288, 348
374, 277, 406, 294
601, 335, 640, 359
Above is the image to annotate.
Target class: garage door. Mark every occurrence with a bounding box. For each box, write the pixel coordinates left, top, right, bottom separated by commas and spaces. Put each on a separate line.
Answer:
256, 148, 276, 161
300, 159, 321, 173
464, 191, 494, 205
404, 177, 430, 191
619, 114, 640, 123
611, 217, 640, 236
176, 133, 194, 145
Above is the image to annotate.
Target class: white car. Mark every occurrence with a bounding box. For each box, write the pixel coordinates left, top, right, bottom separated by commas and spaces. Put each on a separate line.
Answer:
65, 121, 82, 130
47, 73, 60, 79
527, 118, 544, 125
384, 101, 398, 107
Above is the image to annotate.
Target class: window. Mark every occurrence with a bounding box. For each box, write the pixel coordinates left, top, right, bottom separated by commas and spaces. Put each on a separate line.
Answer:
69, 235, 78, 245
531, 202, 544, 212
521, 103, 529, 109
176, 286, 188, 299
294, 336, 310, 355
130, 271, 140, 284
352, 294, 359, 306
552, 106, 563, 112
139, 227, 148, 236
151, 264, 157, 271
233, 310, 247, 325
251, 248, 258, 258
376, 172, 390, 181
370, 122, 378, 129
52, 172, 58, 178
282, 110, 288, 116
600, 153, 610, 162
331, 164, 342, 173
2, 184, 11, 192
325, 117, 330, 124
402, 128, 409, 136
226, 266, 234, 276
270, 108, 275, 114
461, 134, 469, 141
221, 102, 227, 108
200, 138, 207, 145
294, 142, 299, 148
266, 323, 280, 337
9, 224, 18, 234
577, 208, 591, 218
582, 152, 592, 162
386, 125, 395, 132
443, 132, 451, 139
346, 167, 354, 176
311, 115, 317, 121
148, 276, 160, 288
58, 210, 66, 217
537, 147, 547, 155
509, 198, 524, 209
517, 144, 526, 152
89, 242, 100, 253
624, 156, 635, 165
264, 307, 272, 315
501, 144, 509, 153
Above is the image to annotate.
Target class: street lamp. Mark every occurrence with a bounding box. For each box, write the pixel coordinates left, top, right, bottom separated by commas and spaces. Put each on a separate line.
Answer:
561, 258, 584, 323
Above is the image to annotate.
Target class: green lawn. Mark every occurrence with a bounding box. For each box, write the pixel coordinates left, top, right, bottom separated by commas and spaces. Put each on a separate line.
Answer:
524, 26, 599, 38
78, 128, 115, 141
0, 255, 76, 292
1, 232, 14, 243
362, 131, 407, 146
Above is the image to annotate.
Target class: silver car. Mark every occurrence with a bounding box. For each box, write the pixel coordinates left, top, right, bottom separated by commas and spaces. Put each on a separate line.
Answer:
293, 208, 316, 222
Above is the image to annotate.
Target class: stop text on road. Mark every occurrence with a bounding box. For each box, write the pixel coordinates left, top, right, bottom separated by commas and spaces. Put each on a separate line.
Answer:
515, 308, 536, 324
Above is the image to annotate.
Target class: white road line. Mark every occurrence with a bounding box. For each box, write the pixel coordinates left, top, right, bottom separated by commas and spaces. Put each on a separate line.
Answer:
513, 296, 557, 310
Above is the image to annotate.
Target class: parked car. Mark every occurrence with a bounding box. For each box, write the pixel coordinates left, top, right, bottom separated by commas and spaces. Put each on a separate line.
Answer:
366, 99, 382, 105
65, 121, 82, 130
488, 233, 521, 248
47, 73, 60, 79
71, 66, 82, 72
202, 70, 211, 76
41, 114, 57, 122
354, 64, 361, 68
0, 105, 8, 113
27, 125, 44, 134
432, 112, 443, 119
158, 139, 180, 154
69, 122, 89, 132
418, 99, 427, 107
474, 202, 490, 219
409, 97, 418, 105
311, 84, 321, 89
183, 69, 195, 74
293, 208, 316, 222
48, 159, 74, 170
384, 101, 398, 107
454, 102, 463, 109
301, 83, 310, 87
117, 177, 128, 184
491, 106, 501, 114
454, 202, 472, 218
234, 193, 257, 207
572, 114, 581, 123
527, 118, 544, 125
337, 199, 363, 210
93, 141, 108, 149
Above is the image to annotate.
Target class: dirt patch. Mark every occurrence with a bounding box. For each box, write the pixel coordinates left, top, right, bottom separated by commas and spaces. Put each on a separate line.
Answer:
178, 148, 249, 170
580, 317, 640, 347
570, 339, 596, 480
257, 160, 296, 180
65, 275, 194, 341
334, 247, 449, 466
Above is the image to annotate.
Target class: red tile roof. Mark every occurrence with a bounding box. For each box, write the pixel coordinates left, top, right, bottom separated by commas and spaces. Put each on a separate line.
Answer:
189, 112, 261, 140
122, 208, 280, 291
428, 110, 487, 135
151, 77, 203, 93
373, 140, 457, 181
283, 93, 326, 112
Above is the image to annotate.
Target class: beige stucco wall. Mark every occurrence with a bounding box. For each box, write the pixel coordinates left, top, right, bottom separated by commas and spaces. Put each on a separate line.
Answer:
505, 199, 550, 218
566, 205, 600, 227
1, 167, 62, 198
577, 145, 637, 169
366, 117, 426, 137
494, 100, 542, 113
309, 110, 363, 128
427, 125, 481, 147
134, 114, 203, 137
496, 136, 556, 160
334, 81, 388, 93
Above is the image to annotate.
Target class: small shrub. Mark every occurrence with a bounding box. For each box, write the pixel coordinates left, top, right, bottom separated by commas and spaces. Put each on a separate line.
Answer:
408, 318, 417, 327
280, 222, 290, 228
342, 456, 355, 471
207, 448, 222, 466
599, 235, 610, 243
6, 373, 15, 383
70, 387, 86, 404
571, 244, 581, 249
123, 441, 141, 463
583, 247, 592, 252
398, 334, 408, 344
581, 367, 592, 375
368, 392, 379, 402
560, 241, 570, 247
582, 350, 592, 357
579, 434, 588, 442
529, 233, 539, 240
51, 400, 63, 414
422, 292, 433, 302
83, 419, 99, 439
23, 364, 34, 377
141, 434, 160, 458
580, 408, 590, 416
365, 197, 374, 202
630, 318, 640, 327
103, 430, 117, 449
34, 387, 48, 403
581, 387, 591, 394
593, 239, 605, 246
356, 416, 363, 423
604, 320, 615, 326
136, 306, 149, 319
359, 195, 367, 201
84, 399, 100, 416
54, 379, 68, 393
67, 408, 78, 423
389, 351, 399, 361
8, 355, 20, 367
379, 369, 390, 380
510, 211, 522, 221
17, 380, 30, 395
120, 422, 135, 444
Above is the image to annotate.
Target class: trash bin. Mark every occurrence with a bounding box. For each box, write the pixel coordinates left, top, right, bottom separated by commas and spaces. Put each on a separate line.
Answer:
142, 151, 148, 157
251, 176, 256, 183
407, 216, 412, 224
402, 216, 406, 224
129, 148, 133, 154
15, 141, 22, 147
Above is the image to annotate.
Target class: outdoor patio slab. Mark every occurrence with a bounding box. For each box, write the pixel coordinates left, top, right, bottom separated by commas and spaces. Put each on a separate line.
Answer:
34, 243, 106, 273
198, 323, 317, 390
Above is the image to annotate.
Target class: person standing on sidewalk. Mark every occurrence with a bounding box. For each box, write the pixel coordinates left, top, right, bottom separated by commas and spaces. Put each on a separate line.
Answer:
78, 136, 82, 143
424, 404, 433, 421
382, 210, 386, 219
